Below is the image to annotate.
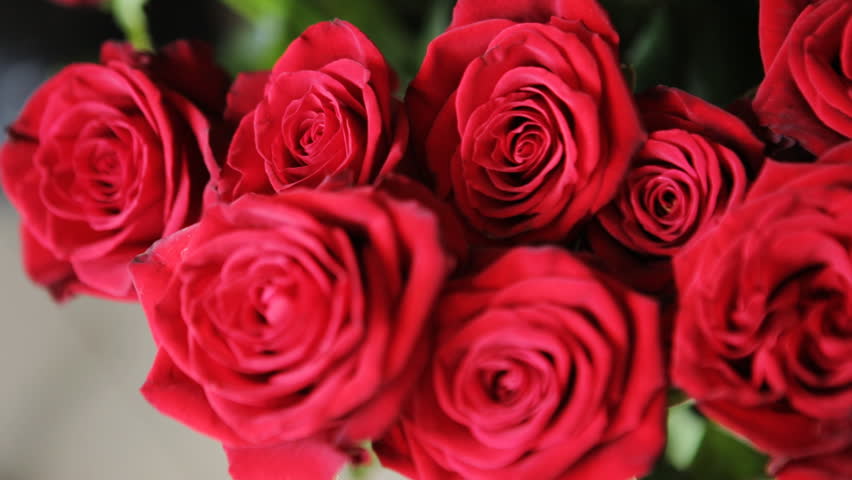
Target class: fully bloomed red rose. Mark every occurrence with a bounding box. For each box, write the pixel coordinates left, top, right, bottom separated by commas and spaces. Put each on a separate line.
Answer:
753, 0, 852, 154
406, 0, 644, 242
0, 41, 223, 301
217, 20, 408, 202
672, 144, 852, 467
376, 247, 666, 480
589, 87, 764, 293
131, 187, 454, 480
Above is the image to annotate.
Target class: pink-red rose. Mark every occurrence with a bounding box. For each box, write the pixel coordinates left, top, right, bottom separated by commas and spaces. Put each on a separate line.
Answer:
406, 0, 644, 242
377, 247, 666, 480
131, 187, 453, 479
672, 144, 852, 465
0, 41, 221, 301
590, 86, 764, 293
217, 20, 408, 202
754, 0, 852, 154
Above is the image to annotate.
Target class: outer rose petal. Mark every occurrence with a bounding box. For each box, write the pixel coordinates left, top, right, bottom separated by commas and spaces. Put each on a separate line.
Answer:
225, 442, 348, 480
449, 0, 618, 44
759, 0, 813, 70
218, 111, 275, 201
225, 72, 271, 125
406, 20, 514, 161
271, 19, 396, 107
141, 349, 244, 446
21, 227, 78, 302
637, 86, 765, 175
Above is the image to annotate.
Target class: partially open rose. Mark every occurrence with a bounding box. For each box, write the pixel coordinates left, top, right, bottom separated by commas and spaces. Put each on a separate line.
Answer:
590, 87, 763, 293
377, 247, 666, 480
406, 0, 643, 242
217, 20, 408, 202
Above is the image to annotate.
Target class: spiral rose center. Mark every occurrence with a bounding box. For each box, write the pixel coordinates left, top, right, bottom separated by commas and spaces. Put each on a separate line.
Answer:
506, 118, 546, 166
252, 279, 297, 327
653, 188, 679, 217
486, 368, 524, 403
296, 113, 327, 159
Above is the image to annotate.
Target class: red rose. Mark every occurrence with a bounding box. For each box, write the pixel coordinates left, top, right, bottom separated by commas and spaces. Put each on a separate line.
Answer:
672, 144, 852, 462
376, 247, 666, 480
0, 41, 221, 301
406, 0, 643, 242
590, 87, 764, 293
131, 187, 454, 480
753, 0, 852, 154
217, 20, 408, 202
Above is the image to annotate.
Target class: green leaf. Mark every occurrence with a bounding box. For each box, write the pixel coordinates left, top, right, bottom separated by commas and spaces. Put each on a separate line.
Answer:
666, 404, 707, 471
400, 0, 455, 87
688, 420, 770, 480
667, 389, 694, 408
625, 5, 675, 93
218, 0, 289, 22
110, 0, 152, 51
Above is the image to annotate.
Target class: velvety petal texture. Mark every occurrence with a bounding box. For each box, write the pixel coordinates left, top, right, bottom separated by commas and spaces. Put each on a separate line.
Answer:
672, 144, 852, 466
590, 87, 764, 293
754, 0, 852, 154
759, 0, 814, 71
0, 41, 221, 301
376, 247, 666, 480
407, 0, 643, 243
771, 447, 852, 480
131, 187, 454, 479
217, 20, 409, 202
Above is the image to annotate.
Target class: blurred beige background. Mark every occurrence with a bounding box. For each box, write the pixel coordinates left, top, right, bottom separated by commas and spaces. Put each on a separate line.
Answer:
0, 201, 402, 479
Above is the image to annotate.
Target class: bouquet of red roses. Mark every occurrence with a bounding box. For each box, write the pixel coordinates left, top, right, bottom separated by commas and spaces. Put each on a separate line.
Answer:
2, 0, 851, 479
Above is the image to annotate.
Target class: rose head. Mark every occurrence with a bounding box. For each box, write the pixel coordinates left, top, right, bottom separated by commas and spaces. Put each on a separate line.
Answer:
672, 144, 852, 463
407, 0, 643, 243
754, 0, 852, 154
376, 247, 666, 480
591, 87, 764, 293
0, 41, 222, 301
217, 20, 408, 202
131, 188, 453, 479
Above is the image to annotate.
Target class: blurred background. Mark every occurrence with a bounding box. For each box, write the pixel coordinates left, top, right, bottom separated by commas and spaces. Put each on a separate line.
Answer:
0, 0, 766, 479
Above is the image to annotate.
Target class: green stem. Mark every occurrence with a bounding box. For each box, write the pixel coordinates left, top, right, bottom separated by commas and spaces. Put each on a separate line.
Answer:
111, 0, 152, 51
217, 0, 289, 22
